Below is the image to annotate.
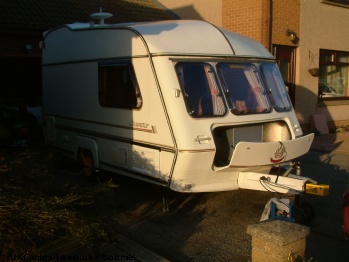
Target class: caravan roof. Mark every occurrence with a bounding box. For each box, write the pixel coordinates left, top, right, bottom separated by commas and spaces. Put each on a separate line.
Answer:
43, 20, 274, 63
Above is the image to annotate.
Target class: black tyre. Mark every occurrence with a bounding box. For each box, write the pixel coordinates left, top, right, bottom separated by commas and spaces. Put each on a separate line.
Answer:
78, 149, 94, 177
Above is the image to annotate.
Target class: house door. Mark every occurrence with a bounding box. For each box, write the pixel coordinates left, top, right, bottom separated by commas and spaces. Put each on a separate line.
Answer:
273, 45, 297, 106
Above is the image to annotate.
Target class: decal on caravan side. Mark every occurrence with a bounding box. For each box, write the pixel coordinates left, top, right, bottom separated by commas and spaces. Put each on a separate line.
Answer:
42, 13, 316, 195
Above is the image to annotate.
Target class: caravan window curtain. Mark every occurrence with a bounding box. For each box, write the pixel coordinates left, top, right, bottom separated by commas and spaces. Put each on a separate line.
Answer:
99, 62, 142, 109
175, 62, 226, 118
261, 63, 292, 111
217, 63, 271, 115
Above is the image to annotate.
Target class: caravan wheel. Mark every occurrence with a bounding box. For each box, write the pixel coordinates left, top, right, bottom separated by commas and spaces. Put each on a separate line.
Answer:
79, 149, 94, 177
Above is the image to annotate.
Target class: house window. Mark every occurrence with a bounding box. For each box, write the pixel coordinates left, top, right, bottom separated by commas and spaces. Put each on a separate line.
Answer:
318, 50, 349, 99
175, 62, 226, 117
99, 62, 142, 108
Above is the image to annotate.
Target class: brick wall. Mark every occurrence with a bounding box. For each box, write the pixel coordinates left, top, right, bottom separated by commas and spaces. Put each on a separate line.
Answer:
272, 0, 300, 45
222, 0, 269, 47
222, 0, 300, 49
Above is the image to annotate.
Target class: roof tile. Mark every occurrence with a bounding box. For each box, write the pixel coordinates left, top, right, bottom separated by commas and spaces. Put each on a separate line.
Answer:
0, 0, 176, 31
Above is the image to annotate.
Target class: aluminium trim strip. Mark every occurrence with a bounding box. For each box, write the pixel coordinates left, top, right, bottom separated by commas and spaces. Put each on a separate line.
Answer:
99, 161, 168, 186
55, 124, 175, 153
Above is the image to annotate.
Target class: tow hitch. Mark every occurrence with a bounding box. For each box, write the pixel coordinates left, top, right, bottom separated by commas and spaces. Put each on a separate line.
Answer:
305, 183, 330, 196
242, 161, 330, 224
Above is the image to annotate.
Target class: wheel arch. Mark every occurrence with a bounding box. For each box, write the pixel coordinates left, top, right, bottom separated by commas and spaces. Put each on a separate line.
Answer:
75, 136, 99, 168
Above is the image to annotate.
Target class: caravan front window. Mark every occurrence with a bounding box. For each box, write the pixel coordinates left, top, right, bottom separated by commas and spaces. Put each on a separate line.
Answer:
175, 63, 226, 117
99, 63, 142, 109
261, 63, 292, 111
217, 63, 271, 115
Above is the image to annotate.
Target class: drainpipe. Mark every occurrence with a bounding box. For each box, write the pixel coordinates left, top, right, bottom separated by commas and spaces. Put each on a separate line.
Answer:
268, 0, 273, 52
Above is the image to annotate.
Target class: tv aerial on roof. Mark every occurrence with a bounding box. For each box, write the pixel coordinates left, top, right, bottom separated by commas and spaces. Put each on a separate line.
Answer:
90, 7, 113, 25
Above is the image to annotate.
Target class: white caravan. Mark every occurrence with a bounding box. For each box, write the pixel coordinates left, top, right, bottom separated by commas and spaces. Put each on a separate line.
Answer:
42, 15, 316, 195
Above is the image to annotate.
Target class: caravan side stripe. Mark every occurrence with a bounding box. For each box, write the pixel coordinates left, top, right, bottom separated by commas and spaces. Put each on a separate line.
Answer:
48, 114, 157, 133
55, 124, 175, 153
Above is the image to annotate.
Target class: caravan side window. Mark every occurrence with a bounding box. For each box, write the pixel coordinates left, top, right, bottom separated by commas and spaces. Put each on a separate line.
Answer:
175, 63, 226, 117
99, 62, 142, 109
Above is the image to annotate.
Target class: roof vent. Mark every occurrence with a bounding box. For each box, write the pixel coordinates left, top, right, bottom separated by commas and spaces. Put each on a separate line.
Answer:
90, 7, 113, 26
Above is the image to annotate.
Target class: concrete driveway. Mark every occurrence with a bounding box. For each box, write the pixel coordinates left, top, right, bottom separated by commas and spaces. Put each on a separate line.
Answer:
36, 132, 349, 261
300, 149, 349, 261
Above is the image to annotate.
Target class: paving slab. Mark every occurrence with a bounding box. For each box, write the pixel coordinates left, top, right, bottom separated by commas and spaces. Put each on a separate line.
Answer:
40, 234, 170, 262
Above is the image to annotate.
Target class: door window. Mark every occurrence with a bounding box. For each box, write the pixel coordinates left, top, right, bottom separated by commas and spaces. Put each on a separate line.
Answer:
273, 45, 296, 106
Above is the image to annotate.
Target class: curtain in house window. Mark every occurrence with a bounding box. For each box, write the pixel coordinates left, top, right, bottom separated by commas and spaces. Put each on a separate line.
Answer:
319, 50, 349, 99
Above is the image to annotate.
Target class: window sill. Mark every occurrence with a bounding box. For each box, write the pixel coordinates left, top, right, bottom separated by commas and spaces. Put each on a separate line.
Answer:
318, 98, 349, 107
322, 0, 349, 9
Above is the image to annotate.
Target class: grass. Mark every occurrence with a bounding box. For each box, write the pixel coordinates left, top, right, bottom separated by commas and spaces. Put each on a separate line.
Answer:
0, 143, 119, 259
